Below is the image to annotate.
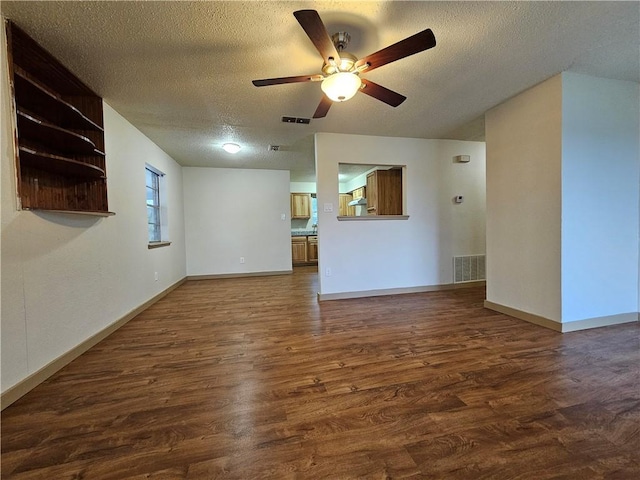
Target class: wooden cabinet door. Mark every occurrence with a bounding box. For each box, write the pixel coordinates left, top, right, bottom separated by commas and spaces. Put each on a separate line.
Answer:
307, 236, 318, 262
291, 193, 311, 218
352, 187, 365, 199
366, 170, 402, 215
366, 172, 378, 214
291, 237, 308, 264
377, 169, 402, 215
339, 194, 354, 216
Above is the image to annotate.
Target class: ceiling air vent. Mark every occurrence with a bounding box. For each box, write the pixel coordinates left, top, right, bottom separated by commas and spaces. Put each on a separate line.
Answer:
268, 145, 280, 151
281, 116, 310, 124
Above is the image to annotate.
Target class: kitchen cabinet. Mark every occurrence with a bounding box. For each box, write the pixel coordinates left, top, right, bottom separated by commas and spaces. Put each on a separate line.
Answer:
339, 193, 355, 216
291, 236, 308, 265
6, 21, 111, 215
366, 169, 402, 215
291, 235, 318, 265
307, 236, 318, 262
290, 193, 311, 219
351, 187, 366, 200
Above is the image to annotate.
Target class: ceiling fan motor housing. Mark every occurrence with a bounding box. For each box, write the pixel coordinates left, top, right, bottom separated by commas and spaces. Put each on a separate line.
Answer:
322, 50, 358, 75
331, 32, 351, 50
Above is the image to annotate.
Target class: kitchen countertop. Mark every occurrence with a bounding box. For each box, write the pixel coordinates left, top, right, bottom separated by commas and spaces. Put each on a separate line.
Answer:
291, 230, 317, 237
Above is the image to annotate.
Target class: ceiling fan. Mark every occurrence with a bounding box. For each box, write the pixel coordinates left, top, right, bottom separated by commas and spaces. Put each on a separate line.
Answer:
252, 10, 436, 119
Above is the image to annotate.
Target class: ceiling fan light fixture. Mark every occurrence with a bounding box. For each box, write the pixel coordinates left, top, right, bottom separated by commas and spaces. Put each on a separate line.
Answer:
321, 72, 361, 102
222, 143, 241, 154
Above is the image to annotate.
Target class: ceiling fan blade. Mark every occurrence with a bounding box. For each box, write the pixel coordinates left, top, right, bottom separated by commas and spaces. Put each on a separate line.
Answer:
359, 79, 406, 107
293, 10, 341, 65
356, 28, 436, 72
252, 74, 323, 87
313, 95, 332, 118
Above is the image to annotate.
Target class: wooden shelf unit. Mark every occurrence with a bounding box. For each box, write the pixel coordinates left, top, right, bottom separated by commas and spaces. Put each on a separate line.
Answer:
17, 109, 103, 156
18, 146, 105, 179
6, 20, 110, 214
14, 67, 103, 132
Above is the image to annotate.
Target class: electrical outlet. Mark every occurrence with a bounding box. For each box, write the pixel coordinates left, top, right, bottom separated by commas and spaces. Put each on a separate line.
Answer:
325, 267, 332, 277
240, 257, 245, 264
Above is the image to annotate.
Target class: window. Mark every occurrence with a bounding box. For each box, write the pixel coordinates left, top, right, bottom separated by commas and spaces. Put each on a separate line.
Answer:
338, 163, 407, 219
146, 164, 167, 246
311, 194, 318, 227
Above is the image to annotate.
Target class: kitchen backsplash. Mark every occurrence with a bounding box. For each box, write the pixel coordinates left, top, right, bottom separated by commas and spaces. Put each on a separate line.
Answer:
291, 217, 316, 233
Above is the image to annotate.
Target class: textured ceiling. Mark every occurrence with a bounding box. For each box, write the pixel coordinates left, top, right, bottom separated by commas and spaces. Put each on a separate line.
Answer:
2, 1, 638, 182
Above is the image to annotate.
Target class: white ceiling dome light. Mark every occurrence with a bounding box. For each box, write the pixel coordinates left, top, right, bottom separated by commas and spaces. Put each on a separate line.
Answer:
222, 143, 241, 154
321, 72, 362, 102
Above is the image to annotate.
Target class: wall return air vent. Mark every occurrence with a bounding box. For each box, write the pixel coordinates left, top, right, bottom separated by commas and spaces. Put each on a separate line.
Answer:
453, 255, 486, 283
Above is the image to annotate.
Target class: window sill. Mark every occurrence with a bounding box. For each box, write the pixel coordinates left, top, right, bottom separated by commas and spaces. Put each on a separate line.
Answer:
337, 215, 410, 221
148, 241, 171, 249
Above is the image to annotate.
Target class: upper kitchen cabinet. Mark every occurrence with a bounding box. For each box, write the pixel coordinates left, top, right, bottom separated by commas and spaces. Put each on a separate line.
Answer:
366, 169, 402, 215
290, 193, 311, 219
351, 187, 366, 200
339, 193, 355, 216
5, 21, 111, 215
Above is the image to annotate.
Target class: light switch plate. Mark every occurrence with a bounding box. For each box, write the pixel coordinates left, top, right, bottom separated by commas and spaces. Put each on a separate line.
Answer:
323, 203, 333, 213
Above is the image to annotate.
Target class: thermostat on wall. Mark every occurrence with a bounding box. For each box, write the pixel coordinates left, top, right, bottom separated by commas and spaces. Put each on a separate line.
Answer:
455, 155, 471, 163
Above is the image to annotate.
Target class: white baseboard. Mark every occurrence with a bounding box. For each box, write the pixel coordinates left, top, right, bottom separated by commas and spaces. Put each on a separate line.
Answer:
318, 281, 485, 301
561, 312, 639, 332
187, 270, 292, 281
484, 300, 639, 333
1, 277, 187, 410
483, 300, 563, 331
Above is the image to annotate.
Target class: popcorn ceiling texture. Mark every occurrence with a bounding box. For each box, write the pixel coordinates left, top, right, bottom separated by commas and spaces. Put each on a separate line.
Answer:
1, 1, 637, 182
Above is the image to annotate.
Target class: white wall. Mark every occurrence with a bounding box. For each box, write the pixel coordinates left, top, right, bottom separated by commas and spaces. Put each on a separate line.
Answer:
290, 182, 315, 194
485, 72, 640, 325
485, 75, 563, 322
183, 167, 291, 276
315, 133, 486, 296
561, 73, 639, 322
1, 20, 187, 393
341, 170, 370, 193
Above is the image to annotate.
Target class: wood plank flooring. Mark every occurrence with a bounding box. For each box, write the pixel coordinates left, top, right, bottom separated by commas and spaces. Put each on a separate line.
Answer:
2, 266, 639, 479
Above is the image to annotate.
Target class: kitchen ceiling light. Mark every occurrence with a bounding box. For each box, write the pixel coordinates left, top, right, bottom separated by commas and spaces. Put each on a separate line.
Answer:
321, 72, 361, 102
222, 143, 241, 154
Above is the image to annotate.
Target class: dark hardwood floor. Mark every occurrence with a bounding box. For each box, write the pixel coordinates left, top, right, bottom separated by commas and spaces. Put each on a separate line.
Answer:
2, 266, 639, 479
